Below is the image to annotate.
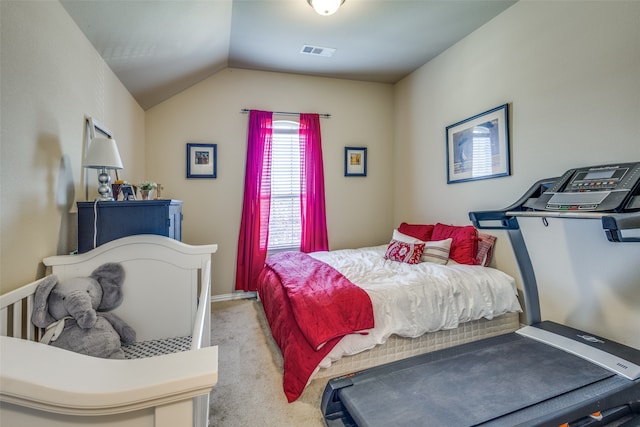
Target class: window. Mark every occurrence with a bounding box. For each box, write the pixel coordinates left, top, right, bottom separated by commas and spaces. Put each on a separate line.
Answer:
268, 120, 301, 252
235, 111, 327, 292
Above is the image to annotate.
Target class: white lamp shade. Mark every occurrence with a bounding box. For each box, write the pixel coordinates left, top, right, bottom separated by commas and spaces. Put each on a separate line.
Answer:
308, 0, 344, 16
83, 137, 123, 170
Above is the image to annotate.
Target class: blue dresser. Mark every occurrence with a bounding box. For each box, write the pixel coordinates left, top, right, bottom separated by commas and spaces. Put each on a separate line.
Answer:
77, 199, 182, 253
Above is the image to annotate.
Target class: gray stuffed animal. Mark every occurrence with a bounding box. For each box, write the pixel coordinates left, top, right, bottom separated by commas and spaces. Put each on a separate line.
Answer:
32, 263, 136, 359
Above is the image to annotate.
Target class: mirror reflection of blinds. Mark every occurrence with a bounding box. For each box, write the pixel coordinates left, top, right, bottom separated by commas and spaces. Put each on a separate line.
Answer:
472, 125, 493, 177
269, 121, 301, 251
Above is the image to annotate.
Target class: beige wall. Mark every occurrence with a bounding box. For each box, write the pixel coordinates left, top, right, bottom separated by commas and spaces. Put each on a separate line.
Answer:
394, 1, 640, 345
0, 1, 145, 293
2, 0, 639, 346
145, 68, 395, 296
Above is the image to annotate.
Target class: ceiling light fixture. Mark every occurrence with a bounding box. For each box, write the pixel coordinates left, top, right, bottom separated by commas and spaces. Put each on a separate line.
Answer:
307, 0, 345, 16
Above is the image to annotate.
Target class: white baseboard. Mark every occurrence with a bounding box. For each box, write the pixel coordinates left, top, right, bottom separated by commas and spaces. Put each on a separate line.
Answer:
211, 292, 257, 303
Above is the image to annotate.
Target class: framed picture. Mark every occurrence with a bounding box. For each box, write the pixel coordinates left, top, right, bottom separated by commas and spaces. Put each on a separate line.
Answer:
345, 147, 367, 177
445, 104, 510, 184
186, 143, 217, 178
120, 184, 136, 200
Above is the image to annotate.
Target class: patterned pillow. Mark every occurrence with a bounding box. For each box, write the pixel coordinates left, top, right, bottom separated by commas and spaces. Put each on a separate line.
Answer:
422, 238, 452, 264
476, 233, 497, 267
384, 240, 425, 264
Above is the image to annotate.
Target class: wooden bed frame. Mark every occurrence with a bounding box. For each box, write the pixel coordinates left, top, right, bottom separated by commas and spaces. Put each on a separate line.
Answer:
0, 235, 218, 427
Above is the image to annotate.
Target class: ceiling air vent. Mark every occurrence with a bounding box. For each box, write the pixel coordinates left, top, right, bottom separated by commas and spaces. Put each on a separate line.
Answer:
300, 44, 336, 58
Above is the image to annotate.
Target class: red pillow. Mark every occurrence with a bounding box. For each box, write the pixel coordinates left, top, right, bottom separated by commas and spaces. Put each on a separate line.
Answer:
398, 222, 434, 242
384, 240, 425, 264
431, 223, 479, 265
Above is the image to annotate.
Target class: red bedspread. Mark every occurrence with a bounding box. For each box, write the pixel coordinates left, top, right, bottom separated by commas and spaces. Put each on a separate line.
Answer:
257, 251, 374, 402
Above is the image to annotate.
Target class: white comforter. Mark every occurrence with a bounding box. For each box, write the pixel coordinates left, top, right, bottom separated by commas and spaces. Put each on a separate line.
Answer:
310, 245, 522, 369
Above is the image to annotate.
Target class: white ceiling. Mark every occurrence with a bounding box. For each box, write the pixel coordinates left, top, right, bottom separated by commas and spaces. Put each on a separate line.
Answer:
61, 0, 517, 110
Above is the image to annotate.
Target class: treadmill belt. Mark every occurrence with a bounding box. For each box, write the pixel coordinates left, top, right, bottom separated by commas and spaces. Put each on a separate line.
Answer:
338, 335, 614, 427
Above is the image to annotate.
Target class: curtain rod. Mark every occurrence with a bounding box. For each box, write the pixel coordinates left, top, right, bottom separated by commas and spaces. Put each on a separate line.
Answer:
240, 108, 331, 118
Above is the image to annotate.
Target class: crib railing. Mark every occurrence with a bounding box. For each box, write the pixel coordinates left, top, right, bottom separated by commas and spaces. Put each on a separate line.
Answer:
0, 278, 44, 341
0, 235, 218, 427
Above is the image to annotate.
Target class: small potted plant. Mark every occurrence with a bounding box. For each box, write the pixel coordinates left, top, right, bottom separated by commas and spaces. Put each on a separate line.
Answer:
138, 181, 157, 200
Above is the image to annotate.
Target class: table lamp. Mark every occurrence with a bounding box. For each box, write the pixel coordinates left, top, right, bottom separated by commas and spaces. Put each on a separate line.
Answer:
83, 137, 123, 201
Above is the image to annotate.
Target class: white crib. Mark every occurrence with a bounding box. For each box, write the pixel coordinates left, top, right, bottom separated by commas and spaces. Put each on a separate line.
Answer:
0, 235, 218, 427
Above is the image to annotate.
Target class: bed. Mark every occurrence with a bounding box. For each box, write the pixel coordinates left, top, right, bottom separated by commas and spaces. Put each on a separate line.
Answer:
257, 223, 523, 402
0, 235, 218, 427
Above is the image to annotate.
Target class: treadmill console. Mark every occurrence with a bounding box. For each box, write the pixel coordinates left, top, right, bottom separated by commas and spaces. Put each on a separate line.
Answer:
530, 162, 640, 212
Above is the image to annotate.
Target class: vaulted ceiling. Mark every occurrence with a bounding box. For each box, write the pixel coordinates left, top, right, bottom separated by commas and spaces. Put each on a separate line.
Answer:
62, 0, 516, 110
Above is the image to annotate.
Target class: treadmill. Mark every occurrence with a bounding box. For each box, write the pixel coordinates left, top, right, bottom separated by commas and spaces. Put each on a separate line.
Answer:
322, 162, 640, 426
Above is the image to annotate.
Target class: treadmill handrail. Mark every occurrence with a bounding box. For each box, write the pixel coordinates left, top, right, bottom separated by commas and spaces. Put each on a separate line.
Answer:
507, 211, 606, 219
602, 212, 640, 242
469, 175, 639, 326
469, 178, 557, 326
469, 177, 558, 230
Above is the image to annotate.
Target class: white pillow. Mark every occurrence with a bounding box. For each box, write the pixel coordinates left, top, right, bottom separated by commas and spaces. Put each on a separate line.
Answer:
392, 229, 425, 244
422, 238, 452, 264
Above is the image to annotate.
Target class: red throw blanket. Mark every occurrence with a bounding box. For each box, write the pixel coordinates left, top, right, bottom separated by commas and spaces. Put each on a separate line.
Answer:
258, 252, 374, 402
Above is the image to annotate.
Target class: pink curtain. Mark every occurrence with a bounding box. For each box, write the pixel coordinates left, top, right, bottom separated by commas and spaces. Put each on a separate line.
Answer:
235, 110, 273, 292
299, 113, 329, 253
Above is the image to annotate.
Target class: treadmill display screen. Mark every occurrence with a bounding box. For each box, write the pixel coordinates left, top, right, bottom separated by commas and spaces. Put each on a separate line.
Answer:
584, 170, 616, 180
539, 162, 640, 212
569, 168, 628, 189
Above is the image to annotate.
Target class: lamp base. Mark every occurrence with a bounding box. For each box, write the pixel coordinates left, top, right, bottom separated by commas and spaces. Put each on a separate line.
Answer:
96, 169, 115, 201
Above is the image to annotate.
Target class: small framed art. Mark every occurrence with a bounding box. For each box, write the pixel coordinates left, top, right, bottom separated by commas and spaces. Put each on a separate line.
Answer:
345, 147, 367, 177
445, 104, 510, 184
120, 184, 136, 200
186, 143, 217, 179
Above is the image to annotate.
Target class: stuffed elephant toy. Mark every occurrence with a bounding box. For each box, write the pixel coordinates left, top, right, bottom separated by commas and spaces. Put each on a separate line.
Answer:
32, 263, 136, 359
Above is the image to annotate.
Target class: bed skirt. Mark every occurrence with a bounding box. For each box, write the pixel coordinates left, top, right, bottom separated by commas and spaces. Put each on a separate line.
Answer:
311, 311, 521, 382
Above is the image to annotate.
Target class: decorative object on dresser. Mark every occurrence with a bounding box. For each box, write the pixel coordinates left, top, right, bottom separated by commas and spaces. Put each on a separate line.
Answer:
155, 183, 163, 199
137, 180, 157, 200
83, 116, 115, 201
119, 184, 136, 200
83, 136, 124, 200
76, 199, 183, 253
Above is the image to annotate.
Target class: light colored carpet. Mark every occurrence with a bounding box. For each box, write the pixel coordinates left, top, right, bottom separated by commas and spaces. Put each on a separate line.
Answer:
208, 299, 327, 427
